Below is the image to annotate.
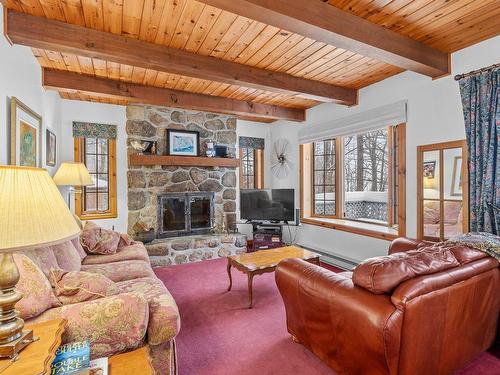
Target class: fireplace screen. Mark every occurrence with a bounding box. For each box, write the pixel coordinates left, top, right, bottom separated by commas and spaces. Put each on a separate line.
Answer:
158, 192, 214, 238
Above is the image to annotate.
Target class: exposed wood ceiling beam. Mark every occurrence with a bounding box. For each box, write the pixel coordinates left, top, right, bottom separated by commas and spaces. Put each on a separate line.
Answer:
238, 116, 276, 124
197, 0, 450, 78
42, 68, 305, 122
4, 10, 357, 105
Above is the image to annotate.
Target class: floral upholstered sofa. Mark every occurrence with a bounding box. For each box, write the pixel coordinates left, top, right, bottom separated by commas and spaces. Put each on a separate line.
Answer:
14, 222, 180, 375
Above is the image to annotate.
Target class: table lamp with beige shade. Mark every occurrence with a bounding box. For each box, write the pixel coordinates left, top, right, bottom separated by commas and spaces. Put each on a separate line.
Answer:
424, 176, 437, 189
53, 162, 93, 207
0, 166, 80, 359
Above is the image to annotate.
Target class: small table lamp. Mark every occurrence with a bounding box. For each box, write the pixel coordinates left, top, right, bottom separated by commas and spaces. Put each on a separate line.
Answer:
53, 162, 93, 207
424, 176, 437, 189
0, 166, 80, 359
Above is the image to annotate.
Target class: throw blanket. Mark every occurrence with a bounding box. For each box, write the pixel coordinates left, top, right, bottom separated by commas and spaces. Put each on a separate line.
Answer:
445, 232, 500, 261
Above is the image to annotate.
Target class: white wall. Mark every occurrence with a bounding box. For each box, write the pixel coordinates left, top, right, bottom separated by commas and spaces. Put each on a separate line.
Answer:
0, 5, 62, 174
60, 100, 127, 232
266, 36, 500, 262
0, 4, 127, 230
235, 120, 272, 238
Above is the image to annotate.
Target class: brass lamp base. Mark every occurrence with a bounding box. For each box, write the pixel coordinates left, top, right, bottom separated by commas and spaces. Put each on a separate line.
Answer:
0, 330, 35, 360
0, 252, 37, 360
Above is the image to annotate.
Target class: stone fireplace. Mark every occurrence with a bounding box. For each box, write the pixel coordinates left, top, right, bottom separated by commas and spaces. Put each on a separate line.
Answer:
126, 105, 246, 266
157, 192, 214, 238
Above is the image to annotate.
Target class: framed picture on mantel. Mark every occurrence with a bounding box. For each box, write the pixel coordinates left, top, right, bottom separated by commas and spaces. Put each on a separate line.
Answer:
167, 130, 199, 157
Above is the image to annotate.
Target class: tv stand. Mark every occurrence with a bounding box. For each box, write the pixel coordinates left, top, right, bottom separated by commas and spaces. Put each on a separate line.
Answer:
250, 222, 284, 252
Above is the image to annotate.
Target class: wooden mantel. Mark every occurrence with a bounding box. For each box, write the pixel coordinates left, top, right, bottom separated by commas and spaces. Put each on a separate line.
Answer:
129, 154, 240, 168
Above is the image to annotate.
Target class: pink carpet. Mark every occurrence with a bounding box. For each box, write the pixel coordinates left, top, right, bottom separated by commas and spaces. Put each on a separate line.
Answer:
155, 258, 500, 375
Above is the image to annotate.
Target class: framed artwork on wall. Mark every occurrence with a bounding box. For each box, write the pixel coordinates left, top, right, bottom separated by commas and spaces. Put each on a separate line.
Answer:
450, 156, 463, 196
423, 161, 436, 178
10, 97, 43, 167
167, 129, 199, 156
46, 129, 57, 166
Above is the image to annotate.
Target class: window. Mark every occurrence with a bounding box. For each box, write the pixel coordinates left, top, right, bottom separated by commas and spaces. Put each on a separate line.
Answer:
74, 137, 117, 219
417, 140, 468, 241
239, 147, 264, 189
300, 125, 406, 239
343, 128, 390, 225
313, 139, 336, 215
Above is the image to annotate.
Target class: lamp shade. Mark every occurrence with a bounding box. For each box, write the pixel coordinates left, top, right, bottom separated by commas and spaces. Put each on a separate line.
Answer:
424, 177, 437, 189
53, 162, 93, 186
0, 166, 80, 252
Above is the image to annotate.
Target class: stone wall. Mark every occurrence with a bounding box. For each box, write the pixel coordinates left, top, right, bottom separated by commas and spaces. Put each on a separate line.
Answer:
146, 233, 247, 267
126, 105, 238, 238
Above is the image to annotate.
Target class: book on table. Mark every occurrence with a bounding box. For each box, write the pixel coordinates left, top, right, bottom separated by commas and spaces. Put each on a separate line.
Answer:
50, 340, 108, 375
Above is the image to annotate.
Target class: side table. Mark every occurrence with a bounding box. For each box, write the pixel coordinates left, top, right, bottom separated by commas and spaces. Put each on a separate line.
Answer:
0, 319, 153, 375
109, 347, 153, 374
0, 319, 66, 375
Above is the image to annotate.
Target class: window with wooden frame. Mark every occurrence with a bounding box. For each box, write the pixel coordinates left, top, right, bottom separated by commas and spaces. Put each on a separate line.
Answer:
239, 147, 264, 189
417, 140, 468, 241
312, 139, 337, 215
74, 137, 117, 219
300, 124, 406, 240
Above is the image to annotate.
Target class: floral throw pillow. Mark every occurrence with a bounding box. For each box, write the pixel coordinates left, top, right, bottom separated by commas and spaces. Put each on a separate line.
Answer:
49, 269, 118, 305
80, 222, 121, 255
14, 254, 61, 319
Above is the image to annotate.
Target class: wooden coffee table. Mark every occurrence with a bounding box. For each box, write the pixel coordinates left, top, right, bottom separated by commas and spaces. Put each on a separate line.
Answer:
226, 246, 320, 308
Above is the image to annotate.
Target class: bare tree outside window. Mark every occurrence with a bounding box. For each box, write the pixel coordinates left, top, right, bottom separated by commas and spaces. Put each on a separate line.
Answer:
83, 138, 110, 212
74, 136, 117, 220
343, 129, 389, 223
239, 146, 264, 189
301, 124, 405, 236
241, 147, 255, 189
313, 139, 336, 215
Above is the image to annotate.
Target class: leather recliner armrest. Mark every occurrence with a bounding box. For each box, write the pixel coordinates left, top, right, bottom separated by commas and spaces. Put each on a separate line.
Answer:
275, 258, 403, 375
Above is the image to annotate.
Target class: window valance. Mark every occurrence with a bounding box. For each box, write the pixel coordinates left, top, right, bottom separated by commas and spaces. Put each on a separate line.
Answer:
298, 101, 407, 144
72, 122, 117, 139
239, 136, 265, 149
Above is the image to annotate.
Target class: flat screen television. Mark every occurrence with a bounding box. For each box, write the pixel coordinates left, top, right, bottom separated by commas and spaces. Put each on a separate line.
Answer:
240, 189, 295, 222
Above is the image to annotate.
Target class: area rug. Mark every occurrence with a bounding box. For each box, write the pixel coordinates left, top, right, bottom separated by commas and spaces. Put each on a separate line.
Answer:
155, 258, 500, 375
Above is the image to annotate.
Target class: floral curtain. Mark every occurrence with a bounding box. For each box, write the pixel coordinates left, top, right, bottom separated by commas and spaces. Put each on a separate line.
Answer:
73, 122, 117, 139
239, 136, 265, 149
458, 67, 499, 234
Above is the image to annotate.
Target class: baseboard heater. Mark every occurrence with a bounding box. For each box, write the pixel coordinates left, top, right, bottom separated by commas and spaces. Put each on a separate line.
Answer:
296, 243, 360, 271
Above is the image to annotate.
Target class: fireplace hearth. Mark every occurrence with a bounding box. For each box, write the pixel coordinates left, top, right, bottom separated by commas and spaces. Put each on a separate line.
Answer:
158, 192, 214, 238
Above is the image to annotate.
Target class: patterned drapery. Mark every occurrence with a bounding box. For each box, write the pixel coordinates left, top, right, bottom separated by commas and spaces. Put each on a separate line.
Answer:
73, 122, 117, 139
458, 67, 500, 234
239, 136, 265, 149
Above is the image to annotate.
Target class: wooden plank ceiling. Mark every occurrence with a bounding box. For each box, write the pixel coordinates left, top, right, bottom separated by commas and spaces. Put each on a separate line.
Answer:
2, 0, 499, 121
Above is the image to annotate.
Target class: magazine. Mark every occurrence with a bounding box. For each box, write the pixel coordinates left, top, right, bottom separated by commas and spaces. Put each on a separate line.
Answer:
89, 357, 108, 375
51, 340, 90, 375
51, 341, 108, 375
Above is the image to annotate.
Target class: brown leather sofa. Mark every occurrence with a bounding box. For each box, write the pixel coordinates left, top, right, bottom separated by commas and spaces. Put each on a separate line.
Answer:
275, 238, 500, 375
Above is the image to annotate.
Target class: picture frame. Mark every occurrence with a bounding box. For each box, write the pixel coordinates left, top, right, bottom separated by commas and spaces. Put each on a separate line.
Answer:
167, 129, 199, 156
10, 97, 43, 167
423, 161, 436, 178
450, 156, 463, 196
46, 129, 57, 167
